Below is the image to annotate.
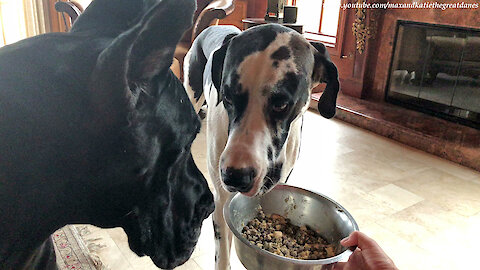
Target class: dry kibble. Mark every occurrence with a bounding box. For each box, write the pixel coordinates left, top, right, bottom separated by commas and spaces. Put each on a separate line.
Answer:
241, 207, 335, 260
326, 246, 335, 257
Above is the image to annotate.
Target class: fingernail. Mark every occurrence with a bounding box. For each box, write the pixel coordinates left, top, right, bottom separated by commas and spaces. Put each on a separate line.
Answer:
340, 236, 349, 244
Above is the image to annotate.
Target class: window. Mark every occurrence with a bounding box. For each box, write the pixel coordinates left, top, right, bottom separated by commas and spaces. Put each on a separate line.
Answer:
0, 0, 28, 46
294, 0, 342, 45
0, 0, 53, 47
0, 0, 93, 47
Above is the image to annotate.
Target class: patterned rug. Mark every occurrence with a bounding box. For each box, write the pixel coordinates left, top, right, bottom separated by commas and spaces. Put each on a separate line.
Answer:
52, 225, 107, 270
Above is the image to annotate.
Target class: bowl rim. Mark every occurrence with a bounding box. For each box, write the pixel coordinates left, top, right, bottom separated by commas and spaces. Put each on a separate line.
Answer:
223, 184, 359, 265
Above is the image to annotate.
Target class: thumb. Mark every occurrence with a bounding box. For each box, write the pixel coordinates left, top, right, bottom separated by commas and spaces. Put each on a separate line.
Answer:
341, 231, 379, 250
340, 231, 359, 247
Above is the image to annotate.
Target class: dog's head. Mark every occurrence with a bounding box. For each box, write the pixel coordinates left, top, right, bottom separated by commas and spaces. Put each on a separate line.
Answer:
121, 72, 214, 269
80, 0, 214, 268
211, 24, 340, 196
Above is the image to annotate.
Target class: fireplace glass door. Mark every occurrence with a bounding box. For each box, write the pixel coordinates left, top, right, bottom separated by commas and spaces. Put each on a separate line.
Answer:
386, 21, 480, 129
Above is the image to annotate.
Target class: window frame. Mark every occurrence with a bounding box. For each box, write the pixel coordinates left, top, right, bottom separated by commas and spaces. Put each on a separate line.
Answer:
294, 0, 347, 57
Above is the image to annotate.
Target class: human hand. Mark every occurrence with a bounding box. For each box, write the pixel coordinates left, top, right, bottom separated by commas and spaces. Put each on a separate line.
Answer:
333, 231, 398, 270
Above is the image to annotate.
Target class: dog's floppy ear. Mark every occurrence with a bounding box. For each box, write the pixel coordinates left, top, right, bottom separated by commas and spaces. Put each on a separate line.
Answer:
91, 0, 195, 85
311, 42, 340, 119
88, 0, 195, 118
126, 0, 196, 82
212, 33, 237, 104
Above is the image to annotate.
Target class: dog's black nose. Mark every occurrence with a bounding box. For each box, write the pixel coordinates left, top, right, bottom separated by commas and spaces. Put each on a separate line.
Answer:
221, 167, 256, 193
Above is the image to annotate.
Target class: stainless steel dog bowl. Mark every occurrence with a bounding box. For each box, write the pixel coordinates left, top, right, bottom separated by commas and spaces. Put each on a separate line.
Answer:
224, 184, 359, 270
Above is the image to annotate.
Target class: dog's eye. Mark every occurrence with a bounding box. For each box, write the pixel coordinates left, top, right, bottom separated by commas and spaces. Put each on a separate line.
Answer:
272, 102, 289, 113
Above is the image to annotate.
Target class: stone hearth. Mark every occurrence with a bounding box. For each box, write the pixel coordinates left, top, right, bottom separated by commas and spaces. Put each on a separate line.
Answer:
311, 92, 480, 171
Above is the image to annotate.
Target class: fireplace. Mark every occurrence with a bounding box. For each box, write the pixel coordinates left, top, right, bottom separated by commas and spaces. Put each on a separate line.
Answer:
386, 20, 480, 129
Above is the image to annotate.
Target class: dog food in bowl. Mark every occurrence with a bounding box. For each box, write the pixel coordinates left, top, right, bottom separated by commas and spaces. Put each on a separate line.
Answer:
241, 207, 335, 260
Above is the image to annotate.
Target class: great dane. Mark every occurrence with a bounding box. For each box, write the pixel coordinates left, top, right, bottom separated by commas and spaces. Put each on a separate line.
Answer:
0, 0, 214, 269
184, 25, 340, 269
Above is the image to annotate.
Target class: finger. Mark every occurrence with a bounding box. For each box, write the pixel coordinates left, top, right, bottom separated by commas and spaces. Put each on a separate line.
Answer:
341, 231, 379, 250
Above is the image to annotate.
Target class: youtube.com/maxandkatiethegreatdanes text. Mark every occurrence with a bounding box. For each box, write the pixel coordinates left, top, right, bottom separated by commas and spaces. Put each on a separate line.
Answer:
341, 1, 479, 11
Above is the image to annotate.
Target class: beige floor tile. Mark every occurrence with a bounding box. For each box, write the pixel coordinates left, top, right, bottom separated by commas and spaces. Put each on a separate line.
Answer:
366, 184, 424, 212
384, 141, 480, 182
193, 244, 246, 270
332, 190, 397, 228
105, 227, 160, 270
332, 150, 414, 182
191, 217, 214, 259
335, 137, 431, 180
175, 260, 203, 270
192, 253, 215, 270
361, 222, 445, 270
376, 200, 468, 251
395, 168, 480, 216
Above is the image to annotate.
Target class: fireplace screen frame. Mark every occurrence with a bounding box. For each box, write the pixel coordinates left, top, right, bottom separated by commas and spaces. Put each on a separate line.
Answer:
385, 20, 480, 129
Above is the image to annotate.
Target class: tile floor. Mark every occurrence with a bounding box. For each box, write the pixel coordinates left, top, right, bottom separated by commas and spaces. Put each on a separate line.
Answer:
82, 110, 480, 270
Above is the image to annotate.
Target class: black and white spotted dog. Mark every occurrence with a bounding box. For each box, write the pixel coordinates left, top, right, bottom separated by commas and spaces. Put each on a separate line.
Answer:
183, 25, 340, 269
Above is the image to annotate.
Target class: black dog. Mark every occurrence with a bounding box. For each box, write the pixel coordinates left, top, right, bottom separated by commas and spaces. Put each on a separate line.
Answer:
0, 0, 214, 269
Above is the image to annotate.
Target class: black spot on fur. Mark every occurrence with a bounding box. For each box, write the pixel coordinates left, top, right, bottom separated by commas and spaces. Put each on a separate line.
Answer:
225, 91, 248, 125
271, 46, 290, 60
234, 82, 243, 94
235, 92, 248, 124
278, 72, 299, 95
188, 44, 208, 102
272, 137, 281, 152
267, 147, 273, 161
213, 221, 221, 240
228, 25, 282, 65
263, 72, 307, 160
273, 61, 279, 68
221, 24, 293, 76
264, 163, 283, 190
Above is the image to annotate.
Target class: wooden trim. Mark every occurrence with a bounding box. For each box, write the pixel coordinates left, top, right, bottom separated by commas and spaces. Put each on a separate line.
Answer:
318, 0, 325, 34
329, 0, 348, 57
339, 77, 363, 98
47, 0, 67, 32
300, 0, 347, 57
305, 31, 336, 38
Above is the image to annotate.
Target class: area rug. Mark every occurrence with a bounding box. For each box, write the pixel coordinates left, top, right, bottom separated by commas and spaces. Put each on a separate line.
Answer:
52, 225, 108, 270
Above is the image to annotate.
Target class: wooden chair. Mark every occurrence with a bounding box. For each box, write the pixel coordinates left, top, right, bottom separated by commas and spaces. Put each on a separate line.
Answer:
54, 1, 84, 30
175, 0, 236, 79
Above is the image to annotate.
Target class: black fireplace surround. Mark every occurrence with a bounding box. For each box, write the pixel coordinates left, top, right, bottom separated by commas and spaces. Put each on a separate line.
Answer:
386, 20, 480, 129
